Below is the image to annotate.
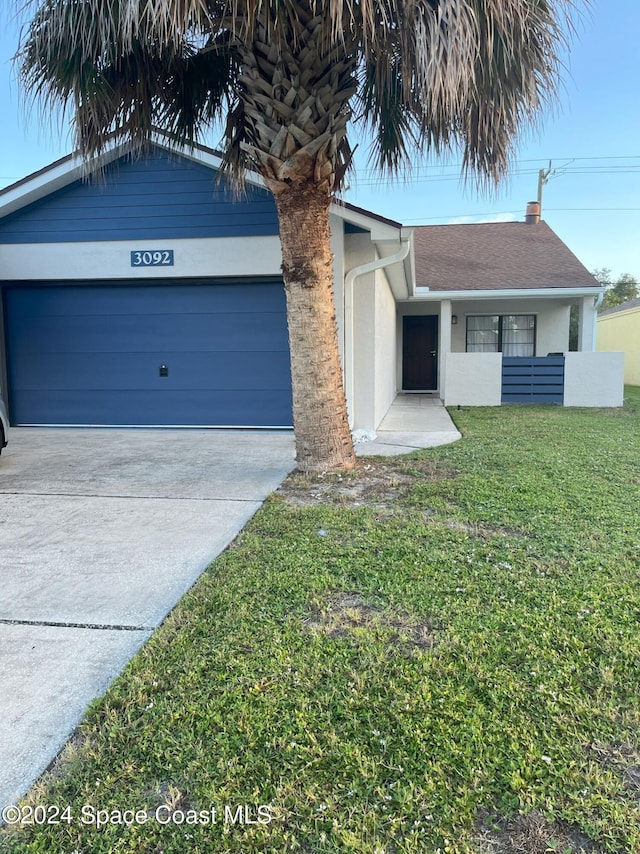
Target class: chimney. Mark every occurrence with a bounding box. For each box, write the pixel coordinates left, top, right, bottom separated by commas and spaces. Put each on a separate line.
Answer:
525, 201, 541, 225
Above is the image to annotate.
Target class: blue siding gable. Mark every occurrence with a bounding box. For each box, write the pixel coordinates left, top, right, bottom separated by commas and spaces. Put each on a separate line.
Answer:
0, 149, 280, 243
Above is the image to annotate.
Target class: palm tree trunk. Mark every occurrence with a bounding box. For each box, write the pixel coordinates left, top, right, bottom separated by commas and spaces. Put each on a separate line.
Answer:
269, 179, 356, 472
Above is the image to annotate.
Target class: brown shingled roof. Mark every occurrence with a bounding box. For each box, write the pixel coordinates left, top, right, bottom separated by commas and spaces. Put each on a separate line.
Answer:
413, 220, 600, 291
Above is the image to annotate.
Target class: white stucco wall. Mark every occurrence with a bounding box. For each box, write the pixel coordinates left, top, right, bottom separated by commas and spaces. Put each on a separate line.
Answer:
373, 270, 397, 428
352, 270, 375, 430
576, 295, 597, 352
346, 233, 377, 430
537, 304, 571, 354
444, 353, 502, 406
0, 236, 284, 281
351, 268, 398, 432
329, 214, 345, 365
344, 233, 399, 432
438, 300, 452, 398
564, 352, 625, 407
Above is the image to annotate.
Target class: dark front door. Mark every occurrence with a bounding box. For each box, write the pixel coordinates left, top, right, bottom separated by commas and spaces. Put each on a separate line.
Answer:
402, 315, 438, 390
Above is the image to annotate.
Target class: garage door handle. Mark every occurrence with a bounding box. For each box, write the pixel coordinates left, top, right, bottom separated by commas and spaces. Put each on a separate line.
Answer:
159, 364, 169, 377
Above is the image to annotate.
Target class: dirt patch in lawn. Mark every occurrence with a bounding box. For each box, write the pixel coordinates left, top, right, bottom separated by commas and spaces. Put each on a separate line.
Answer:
589, 740, 640, 800
277, 458, 456, 509
475, 809, 605, 853
303, 592, 436, 653
440, 519, 530, 540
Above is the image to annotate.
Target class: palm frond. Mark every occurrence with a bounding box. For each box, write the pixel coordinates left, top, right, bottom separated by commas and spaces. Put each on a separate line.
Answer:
349, 0, 576, 187
356, 52, 420, 175
19, 0, 235, 158
456, 0, 572, 187
18, 0, 581, 189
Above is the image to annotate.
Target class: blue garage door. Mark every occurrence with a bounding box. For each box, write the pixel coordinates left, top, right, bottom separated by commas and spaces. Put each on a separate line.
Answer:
5, 281, 292, 427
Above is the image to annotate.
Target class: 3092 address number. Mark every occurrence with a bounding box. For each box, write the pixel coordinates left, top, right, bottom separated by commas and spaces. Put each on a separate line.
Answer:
130, 250, 174, 267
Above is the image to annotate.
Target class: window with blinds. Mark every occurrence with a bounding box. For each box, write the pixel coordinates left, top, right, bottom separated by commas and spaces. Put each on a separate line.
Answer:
466, 315, 536, 356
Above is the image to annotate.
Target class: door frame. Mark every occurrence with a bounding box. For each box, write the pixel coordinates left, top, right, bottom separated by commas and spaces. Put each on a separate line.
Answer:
401, 314, 439, 392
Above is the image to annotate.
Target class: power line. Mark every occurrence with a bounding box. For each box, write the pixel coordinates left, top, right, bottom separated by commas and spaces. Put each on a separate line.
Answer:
351, 163, 640, 188
1, 153, 639, 185
405, 207, 640, 223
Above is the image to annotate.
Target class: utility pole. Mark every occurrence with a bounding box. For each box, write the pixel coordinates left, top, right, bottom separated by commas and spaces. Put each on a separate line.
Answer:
537, 160, 553, 214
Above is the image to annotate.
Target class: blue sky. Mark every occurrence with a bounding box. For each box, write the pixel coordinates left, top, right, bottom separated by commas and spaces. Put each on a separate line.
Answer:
1, 0, 638, 280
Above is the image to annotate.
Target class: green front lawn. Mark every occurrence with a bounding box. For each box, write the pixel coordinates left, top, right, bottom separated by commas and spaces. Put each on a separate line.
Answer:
3, 390, 640, 853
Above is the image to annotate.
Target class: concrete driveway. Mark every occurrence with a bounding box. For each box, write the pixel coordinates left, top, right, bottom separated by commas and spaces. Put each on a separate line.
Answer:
0, 428, 295, 812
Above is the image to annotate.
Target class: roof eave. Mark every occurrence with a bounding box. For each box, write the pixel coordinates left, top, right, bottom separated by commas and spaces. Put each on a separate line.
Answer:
0, 144, 129, 219
330, 200, 406, 241
412, 286, 605, 300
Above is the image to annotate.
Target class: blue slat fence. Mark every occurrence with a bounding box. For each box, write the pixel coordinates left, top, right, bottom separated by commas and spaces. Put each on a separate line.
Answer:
501, 355, 565, 404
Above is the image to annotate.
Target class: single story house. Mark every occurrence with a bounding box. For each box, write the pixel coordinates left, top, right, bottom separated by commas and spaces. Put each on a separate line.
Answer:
0, 139, 624, 434
597, 297, 640, 386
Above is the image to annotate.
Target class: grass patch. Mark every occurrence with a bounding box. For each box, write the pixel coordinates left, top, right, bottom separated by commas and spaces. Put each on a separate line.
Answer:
2, 389, 640, 853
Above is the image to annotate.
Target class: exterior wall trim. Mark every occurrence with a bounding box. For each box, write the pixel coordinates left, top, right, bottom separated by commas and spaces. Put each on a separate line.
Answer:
0, 236, 283, 281
413, 287, 603, 300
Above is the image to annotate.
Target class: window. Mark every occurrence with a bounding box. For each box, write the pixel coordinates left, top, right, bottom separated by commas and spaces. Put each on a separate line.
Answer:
466, 315, 536, 356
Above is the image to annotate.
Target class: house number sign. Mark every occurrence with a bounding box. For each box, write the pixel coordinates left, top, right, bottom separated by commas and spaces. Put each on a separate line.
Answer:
130, 250, 174, 267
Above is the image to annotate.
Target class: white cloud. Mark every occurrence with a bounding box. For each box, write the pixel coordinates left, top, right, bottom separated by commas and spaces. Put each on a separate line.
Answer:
446, 212, 519, 225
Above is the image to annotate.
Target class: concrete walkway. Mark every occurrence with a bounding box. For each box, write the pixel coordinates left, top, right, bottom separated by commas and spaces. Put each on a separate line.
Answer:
0, 429, 295, 813
355, 395, 461, 456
